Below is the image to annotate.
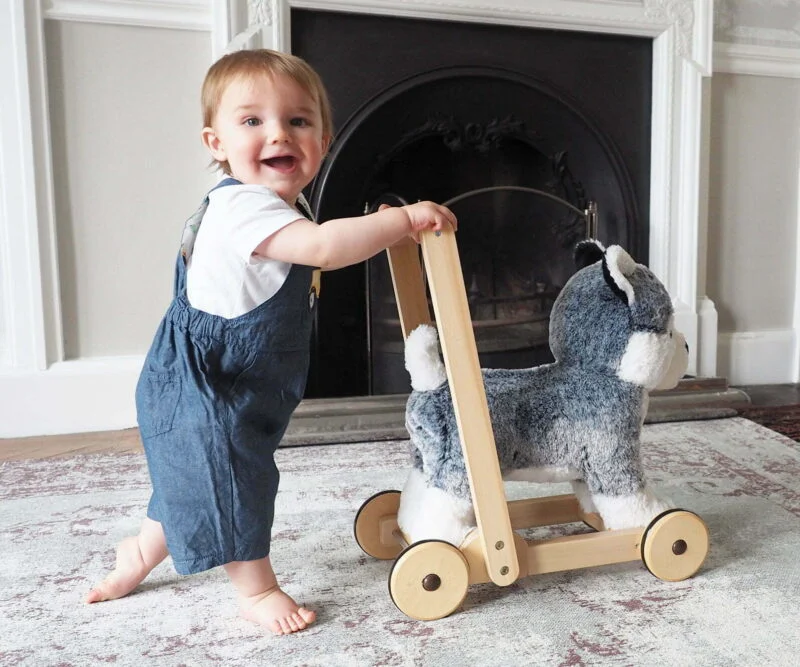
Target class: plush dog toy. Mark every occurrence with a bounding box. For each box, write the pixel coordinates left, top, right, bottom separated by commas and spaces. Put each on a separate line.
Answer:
397, 239, 688, 547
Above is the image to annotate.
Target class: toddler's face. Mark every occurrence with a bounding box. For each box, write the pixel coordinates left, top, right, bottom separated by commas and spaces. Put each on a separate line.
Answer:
202, 73, 329, 204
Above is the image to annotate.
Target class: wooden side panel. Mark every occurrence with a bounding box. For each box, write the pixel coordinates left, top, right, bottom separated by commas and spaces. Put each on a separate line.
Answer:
419, 228, 519, 586
386, 239, 431, 338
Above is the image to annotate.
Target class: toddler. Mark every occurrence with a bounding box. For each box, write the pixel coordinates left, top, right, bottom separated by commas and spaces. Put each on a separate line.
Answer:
85, 49, 456, 635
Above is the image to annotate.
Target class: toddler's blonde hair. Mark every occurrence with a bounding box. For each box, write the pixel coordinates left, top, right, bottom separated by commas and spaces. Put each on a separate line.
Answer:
202, 49, 333, 175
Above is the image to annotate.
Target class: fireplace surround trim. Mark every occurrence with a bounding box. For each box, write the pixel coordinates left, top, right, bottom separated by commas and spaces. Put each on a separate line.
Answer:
220, 0, 716, 377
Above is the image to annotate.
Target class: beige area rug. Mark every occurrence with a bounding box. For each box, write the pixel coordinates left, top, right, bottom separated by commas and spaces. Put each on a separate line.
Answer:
2, 417, 799, 666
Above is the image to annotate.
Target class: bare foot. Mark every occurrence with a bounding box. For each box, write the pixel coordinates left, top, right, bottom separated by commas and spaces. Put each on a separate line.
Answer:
239, 585, 317, 635
85, 519, 168, 603
85, 536, 150, 603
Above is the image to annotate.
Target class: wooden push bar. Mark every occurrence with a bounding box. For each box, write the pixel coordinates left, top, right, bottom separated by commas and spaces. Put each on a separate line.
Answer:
386, 230, 519, 586
386, 238, 431, 336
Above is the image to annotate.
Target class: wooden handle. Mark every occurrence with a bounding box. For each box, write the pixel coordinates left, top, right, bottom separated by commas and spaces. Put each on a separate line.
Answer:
386, 238, 432, 338
418, 228, 519, 586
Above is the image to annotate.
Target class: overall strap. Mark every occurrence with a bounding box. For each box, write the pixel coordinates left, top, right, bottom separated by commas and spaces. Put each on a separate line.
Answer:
296, 192, 314, 221
214, 177, 243, 191
174, 177, 242, 296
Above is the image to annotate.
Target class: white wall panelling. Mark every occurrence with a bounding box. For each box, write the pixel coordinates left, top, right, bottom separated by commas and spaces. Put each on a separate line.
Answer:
0, 1, 214, 437
714, 42, 800, 78
713, 40, 800, 385
792, 120, 800, 384
795, 168, 800, 383
41, 0, 211, 31
0, 1, 59, 376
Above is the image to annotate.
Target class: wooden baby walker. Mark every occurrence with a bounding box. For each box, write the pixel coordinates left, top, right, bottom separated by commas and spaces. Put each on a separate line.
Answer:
353, 217, 710, 622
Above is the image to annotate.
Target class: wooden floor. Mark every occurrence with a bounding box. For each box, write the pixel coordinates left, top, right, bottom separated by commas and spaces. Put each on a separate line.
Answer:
0, 428, 143, 462
3, 383, 799, 462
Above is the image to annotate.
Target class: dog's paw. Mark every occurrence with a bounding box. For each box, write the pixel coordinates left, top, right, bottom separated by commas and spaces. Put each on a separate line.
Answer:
592, 488, 674, 530
397, 469, 475, 546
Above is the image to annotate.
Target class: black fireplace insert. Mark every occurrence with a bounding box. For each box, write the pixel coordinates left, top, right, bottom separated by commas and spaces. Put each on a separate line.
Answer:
291, 10, 652, 398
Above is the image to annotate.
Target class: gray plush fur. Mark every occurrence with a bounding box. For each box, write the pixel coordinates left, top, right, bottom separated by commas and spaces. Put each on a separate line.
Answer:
397, 240, 688, 546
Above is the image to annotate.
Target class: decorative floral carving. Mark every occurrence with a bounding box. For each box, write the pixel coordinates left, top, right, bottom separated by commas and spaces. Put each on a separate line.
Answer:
405, 115, 530, 154
644, 0, 695, 57
248, 0, 273, 26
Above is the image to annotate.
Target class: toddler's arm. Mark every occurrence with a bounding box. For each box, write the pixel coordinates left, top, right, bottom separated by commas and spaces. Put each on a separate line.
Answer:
254, 201, 457, 270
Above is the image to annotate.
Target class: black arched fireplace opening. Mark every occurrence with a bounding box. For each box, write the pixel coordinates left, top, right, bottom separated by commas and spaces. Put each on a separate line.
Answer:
293, 11, 651, 399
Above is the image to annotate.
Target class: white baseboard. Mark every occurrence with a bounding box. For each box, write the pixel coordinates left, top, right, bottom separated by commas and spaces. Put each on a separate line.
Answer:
0, 356, 143, 438
717, 329, 799, 385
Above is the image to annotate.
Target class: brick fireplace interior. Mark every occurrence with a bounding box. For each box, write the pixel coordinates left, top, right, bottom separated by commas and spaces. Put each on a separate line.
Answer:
291, 9, 652, 399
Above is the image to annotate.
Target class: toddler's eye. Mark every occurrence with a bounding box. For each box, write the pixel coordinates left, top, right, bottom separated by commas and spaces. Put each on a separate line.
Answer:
290, 117, 310, 127
244, 117, 261, 127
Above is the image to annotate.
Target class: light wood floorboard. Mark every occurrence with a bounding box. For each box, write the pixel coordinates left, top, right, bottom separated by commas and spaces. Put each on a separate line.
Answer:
0, 428, 142, 462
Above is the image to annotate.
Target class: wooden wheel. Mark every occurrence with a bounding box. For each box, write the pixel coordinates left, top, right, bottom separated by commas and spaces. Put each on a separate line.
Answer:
354, 490, 402, 560
389, 540, 469, 621
641, 509, 709, 582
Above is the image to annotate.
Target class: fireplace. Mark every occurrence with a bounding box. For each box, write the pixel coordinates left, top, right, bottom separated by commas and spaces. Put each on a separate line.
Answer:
221, 0, 725, 441
286, 9, 652, 397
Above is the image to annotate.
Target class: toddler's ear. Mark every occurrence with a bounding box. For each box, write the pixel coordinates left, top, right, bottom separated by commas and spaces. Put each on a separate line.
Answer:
201, 127, 226, 160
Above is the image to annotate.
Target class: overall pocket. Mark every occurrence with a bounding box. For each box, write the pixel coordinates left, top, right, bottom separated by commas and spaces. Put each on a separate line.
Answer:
136, 371, 181, 438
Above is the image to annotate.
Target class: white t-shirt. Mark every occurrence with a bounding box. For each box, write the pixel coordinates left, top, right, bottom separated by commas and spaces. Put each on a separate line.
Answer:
186, 184, 308, 318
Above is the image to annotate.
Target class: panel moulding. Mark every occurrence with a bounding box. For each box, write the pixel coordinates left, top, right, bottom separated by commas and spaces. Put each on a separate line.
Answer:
41, 0, 211, 31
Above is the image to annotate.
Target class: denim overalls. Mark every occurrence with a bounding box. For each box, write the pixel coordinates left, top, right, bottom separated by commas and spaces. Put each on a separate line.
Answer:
136, 179, 318, 575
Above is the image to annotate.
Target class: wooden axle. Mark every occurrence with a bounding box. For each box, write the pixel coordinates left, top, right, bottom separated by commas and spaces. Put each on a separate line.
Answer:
372, 491, 622, 585
507, 493, 605, 532
459, 524, 643, 584
371, 493, 604, 563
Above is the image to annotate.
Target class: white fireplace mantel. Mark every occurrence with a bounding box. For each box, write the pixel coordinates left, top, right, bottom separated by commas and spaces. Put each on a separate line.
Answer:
222, 0, 717, 377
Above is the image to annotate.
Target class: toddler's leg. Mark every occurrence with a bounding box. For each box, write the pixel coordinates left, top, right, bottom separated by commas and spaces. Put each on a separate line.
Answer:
224, 557, 316, 635
85, 517, 168, 603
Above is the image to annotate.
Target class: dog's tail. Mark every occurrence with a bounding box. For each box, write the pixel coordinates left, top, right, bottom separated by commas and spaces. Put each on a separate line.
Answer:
405, 324, 447, 391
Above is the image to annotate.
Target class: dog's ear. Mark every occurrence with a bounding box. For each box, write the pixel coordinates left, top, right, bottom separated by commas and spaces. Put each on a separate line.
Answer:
574, 239, 605, 270
602, 245, 637, 305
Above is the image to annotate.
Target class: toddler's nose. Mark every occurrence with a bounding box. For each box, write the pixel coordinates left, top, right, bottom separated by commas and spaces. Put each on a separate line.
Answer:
268, 122, 290, 144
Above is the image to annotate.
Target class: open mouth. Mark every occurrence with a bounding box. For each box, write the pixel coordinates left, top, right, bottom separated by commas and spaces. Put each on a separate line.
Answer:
262, 156, 297, 172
